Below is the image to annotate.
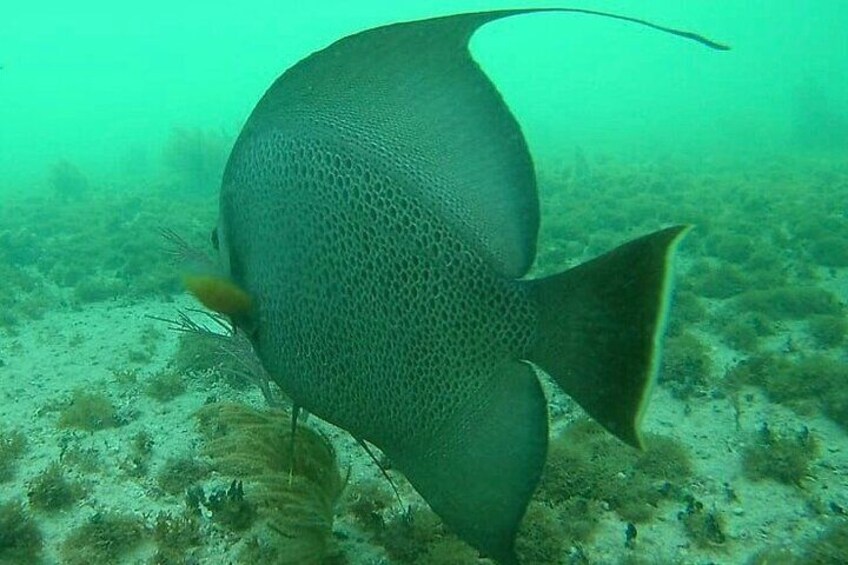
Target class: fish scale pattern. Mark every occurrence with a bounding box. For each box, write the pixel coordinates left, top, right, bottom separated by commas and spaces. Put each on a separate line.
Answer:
221, 126, 536, 455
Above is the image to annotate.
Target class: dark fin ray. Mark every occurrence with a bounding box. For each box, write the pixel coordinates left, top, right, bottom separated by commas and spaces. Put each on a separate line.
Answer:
526, 225, 690, 448
544, 8, 729, 50
288, 404, 301, 486
242, 10, 725, 279
355, 438, 405, 512
393, 361, 547, 564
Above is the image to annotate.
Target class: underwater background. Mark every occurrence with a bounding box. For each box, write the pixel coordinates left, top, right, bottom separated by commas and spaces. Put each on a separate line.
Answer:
1, 1, 846, 563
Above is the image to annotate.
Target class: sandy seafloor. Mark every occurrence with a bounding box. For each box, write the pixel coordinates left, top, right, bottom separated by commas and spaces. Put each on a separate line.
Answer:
1, 152, 847, 564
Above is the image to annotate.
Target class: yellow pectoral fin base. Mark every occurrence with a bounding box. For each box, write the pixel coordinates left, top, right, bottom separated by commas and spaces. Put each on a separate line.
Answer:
183, 274, 253, 318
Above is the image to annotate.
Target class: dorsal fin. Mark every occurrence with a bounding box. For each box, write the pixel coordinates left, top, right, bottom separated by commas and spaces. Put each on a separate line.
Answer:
240, 10, 726, 278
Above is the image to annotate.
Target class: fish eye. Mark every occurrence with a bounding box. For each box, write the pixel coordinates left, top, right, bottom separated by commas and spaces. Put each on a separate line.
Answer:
211, 227, 219, 251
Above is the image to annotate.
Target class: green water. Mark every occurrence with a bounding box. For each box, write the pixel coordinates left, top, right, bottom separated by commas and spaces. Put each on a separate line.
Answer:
1, 2, 846, 564
1, 1, 846, 189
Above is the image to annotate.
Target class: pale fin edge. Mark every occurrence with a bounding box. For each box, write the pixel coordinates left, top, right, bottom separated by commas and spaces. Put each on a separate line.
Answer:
634, 226, 692, 440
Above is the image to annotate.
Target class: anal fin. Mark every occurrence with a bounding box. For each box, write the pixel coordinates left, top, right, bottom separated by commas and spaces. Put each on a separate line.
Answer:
393, 361, 548, 564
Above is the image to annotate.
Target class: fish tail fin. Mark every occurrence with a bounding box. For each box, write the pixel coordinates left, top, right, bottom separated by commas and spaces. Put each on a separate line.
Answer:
525, 225, 690, 448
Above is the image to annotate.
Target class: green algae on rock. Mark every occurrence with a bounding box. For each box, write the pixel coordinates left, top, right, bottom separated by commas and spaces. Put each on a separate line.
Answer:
0, 428, 27, 483
660, 332, 714, 399
741, 424, 818, 485
734, 286, 843, 321
60, 511, 146, 565
144, 370, 187, 402
727, 353, 848, 430
156, 456, 210, 496
57, 389, 120, 431
27, 461, 86, 511
537, 419, 692, 525
0, 499, 43, 563
807, 314, 848, 348
679, 494, 727, 549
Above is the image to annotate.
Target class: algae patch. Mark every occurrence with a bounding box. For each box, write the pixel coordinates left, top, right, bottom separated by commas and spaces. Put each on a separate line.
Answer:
0, 499, 43, 563
0, 428, 27, 482
678, 495, 726, 549
727, 353, 848, 430
27, 461, 87, 511
195, 403, 344, 563
57, 389, 120, 431
741, 424, 818, 485
537, 418, 693, 527
60, 511, 146, 565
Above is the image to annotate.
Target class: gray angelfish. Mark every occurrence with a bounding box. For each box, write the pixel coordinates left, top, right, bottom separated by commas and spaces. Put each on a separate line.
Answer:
203, 8, 726, 564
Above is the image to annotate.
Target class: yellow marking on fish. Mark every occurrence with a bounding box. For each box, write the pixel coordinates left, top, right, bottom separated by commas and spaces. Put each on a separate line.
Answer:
183, 274, 253, 317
